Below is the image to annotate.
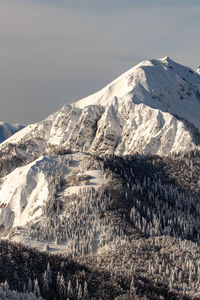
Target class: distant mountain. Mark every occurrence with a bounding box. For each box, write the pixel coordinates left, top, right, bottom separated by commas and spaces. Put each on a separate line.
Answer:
196, 67, 200, 75
0, 57, 200, 299
0, 122, 24, 143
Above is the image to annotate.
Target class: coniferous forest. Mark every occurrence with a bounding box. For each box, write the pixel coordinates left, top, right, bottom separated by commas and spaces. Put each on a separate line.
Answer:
0, 151, 200, 299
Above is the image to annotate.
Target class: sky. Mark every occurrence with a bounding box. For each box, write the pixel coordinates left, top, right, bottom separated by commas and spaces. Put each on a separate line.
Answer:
0, 0, 199, 124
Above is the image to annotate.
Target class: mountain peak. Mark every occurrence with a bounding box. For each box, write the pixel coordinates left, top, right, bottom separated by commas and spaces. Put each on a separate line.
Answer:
74, 57, 200, 130
0, 57, 199, 164
196, 67, 200, 75
159, 55, 174, 63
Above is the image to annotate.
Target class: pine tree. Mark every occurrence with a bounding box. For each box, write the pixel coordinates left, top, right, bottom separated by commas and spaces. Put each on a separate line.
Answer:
57, 272, 66, 299
67, 280, 73, 298
46, 263, 52, 286
129, 277, 136, 296
77, 283, 83, 300
43, 270, 49, 295
2, 280, 9, 291
33, 278, 41, 298
28, 278, 32, 293
83, 281, 89, 299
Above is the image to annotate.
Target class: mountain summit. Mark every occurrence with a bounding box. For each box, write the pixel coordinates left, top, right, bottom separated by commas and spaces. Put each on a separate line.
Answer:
75, 56, 200, 130
0, 57, 200, 299
1, 57, 199, 164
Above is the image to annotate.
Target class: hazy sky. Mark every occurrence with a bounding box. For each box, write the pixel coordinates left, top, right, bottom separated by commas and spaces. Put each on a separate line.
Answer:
0, 0, 199, 124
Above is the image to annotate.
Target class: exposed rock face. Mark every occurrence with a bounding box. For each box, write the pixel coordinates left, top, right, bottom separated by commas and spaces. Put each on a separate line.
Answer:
0, 105, 196, 180
1, 57, 199, 161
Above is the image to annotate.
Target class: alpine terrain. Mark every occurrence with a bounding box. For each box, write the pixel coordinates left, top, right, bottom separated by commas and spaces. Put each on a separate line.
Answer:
0, 57, 200, 300
0, 122, 24, 143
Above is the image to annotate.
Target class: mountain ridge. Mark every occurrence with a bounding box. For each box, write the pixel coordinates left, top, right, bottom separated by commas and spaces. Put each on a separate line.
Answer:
74, 56, 200, 130
0, 121, 24, 143
0, 57, 200, 166
0, 57, 200, 299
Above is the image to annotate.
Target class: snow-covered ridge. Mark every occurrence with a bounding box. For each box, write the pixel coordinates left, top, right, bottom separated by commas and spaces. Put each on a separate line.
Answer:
0, 56, 200, 255
74, 56, 200, 131
0, 122, 24, 143
0, 99, 198, 161
0, 153, 105, 251
0, 156, 65, 230
0, 57, 199, 173
196, 67, 200, 75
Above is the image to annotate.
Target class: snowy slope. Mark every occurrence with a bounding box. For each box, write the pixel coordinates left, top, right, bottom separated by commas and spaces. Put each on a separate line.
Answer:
75, 57, 200, 131
0, 57, 199, 178
0, 152, 105, 252
0, 153, 96, 231
0, 156, 64, 230
0, 101, 197, 166
196, 67, 200, 75
0, 122, 24, 143
0, 56, 200, 254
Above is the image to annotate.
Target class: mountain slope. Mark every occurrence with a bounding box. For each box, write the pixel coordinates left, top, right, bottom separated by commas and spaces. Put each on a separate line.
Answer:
0, 122, 24, 143
0, 155, 67, 231
0, 152, 200, 299
75, 57, 200, 130
0, 56, 199, 235
0, 57, 200, 299
0, 102, 198, 182
0, 57, 200, 178
2, 239, 197, 300
196, 67, 200, 75
0, 57, 199, 172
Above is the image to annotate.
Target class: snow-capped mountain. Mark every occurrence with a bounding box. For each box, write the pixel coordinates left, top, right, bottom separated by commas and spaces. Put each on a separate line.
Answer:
196, 67, 200, 75
0, 56, 200, 252
0, 122, 24, 143
75, 56, 200, 130
1, 57, 200, 299
0, 57, 199, 175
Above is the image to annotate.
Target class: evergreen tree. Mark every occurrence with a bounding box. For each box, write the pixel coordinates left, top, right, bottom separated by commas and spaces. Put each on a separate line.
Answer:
83, 281, 89, 299
67, 280, 73, 298
77, 283, 83, 300
33, 278, 41, 298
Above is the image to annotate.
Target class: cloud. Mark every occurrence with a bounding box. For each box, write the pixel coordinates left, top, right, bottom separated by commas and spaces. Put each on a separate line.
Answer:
0, 0, 199, 123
